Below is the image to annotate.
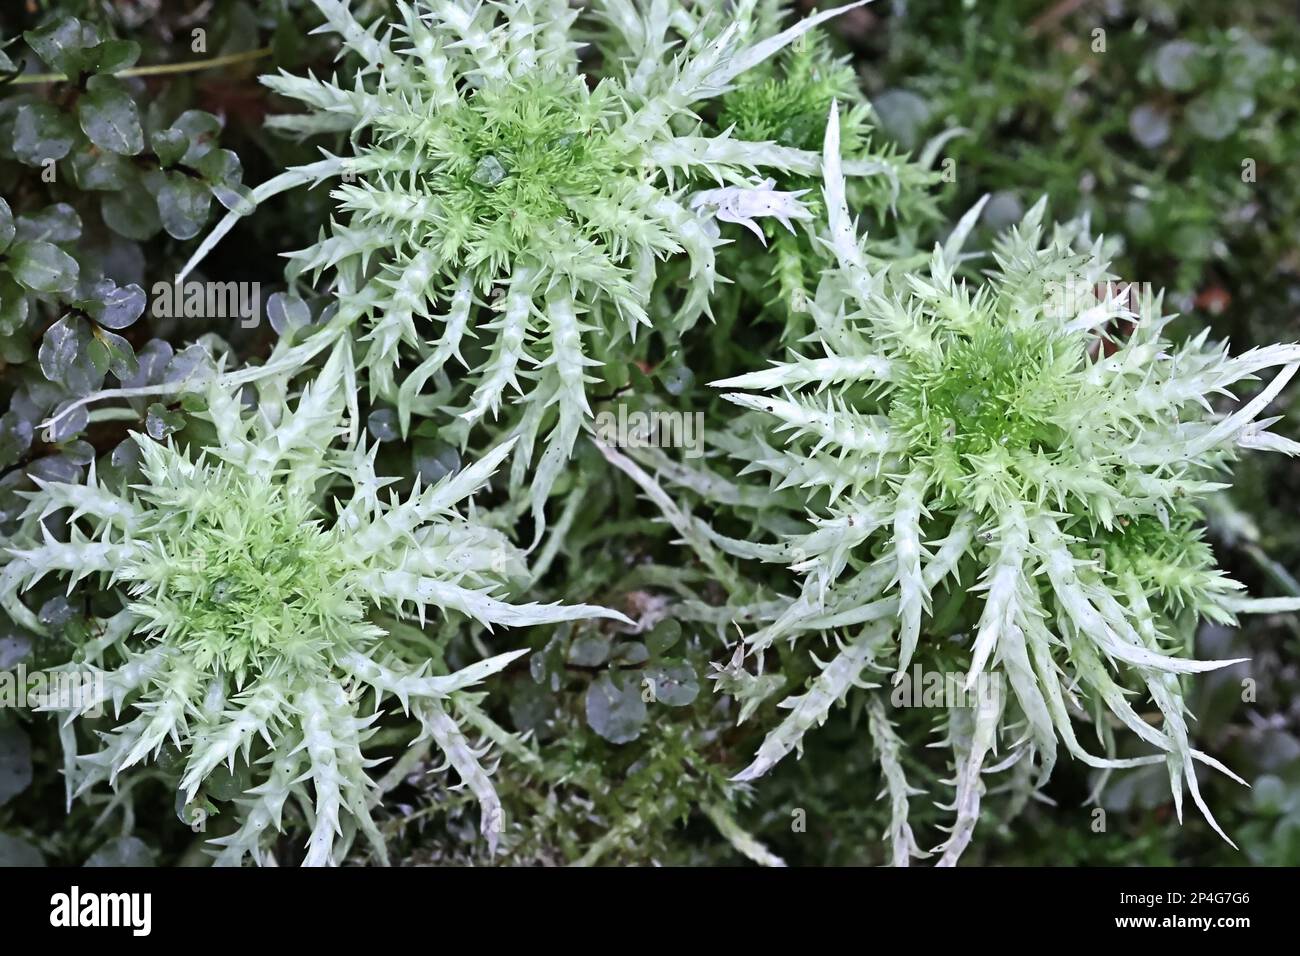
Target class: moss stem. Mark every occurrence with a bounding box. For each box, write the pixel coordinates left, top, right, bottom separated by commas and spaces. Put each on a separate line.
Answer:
10, 46, 272, 86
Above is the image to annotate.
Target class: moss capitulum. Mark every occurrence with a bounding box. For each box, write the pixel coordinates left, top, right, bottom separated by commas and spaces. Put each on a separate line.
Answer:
131, 472, 360, 675
415, 75, 615, 246
1082, 511, 1222, 614
891, 322, 1073, 499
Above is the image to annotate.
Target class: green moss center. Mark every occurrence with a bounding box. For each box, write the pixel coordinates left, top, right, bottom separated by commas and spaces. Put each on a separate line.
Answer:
892, 322, 1071, 495
133, 476, 359, 675
429, 75, 613, 240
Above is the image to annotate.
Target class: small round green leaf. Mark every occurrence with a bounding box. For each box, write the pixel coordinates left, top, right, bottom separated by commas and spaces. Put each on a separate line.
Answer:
585, 673, 647, 744
0, 834, 44, 867
9, 240, 79, 294
85, 836, 156, 867
154, 170, 213, 240
12, 103, 77, 165
78, 75, 144, 156
0, 199, 14, 253
644, 661, 700, 707
0, 725, 33, 806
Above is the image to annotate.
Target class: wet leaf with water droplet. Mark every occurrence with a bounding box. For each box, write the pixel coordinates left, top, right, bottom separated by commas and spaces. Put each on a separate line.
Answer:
585, 673, 646, 743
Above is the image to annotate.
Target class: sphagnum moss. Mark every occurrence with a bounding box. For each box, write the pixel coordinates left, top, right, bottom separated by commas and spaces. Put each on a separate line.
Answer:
694, 105, 1300, 864
8, 0, 1299, 870
1, 343, 626, 866
175, 0, 877, 539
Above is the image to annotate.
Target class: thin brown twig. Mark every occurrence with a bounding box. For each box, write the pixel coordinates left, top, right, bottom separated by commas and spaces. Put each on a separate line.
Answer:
8, 45, 272, 86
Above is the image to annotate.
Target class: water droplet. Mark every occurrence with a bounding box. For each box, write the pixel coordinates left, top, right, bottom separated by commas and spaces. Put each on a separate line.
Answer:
211, 578, 236, 605
471, 154, 507, 186
367, 407, 400, 443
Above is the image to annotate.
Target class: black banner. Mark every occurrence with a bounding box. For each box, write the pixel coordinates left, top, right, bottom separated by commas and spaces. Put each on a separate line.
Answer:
0, 865, 1281, 943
